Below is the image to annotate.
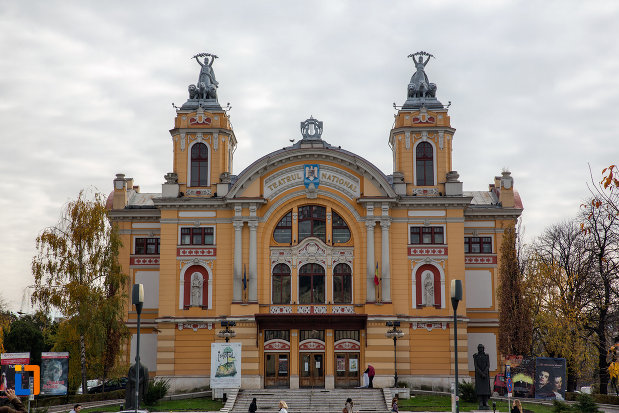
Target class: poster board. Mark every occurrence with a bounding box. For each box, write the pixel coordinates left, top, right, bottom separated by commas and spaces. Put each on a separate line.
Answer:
210, 343, 241, 388
40, 352, 69, 395
535, 357, 566, 400
0, 353, 30, 394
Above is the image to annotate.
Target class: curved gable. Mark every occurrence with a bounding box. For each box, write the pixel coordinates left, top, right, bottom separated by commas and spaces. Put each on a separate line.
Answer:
227, 147, 396, 200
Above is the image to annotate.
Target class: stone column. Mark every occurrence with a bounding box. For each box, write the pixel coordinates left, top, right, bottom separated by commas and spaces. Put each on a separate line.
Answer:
366, 220, 375, 302
233, 221, 244, 302
381, 220, 391, 302
248, 221, 258, 302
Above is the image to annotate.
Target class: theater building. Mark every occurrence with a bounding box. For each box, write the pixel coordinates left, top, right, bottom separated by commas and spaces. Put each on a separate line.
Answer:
109, 53, 522, 391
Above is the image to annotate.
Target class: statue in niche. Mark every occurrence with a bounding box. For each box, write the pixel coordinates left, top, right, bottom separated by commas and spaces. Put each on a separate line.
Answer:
188, 53, 219, 100
191, 272, 203, 306
407, 51, 437, 98
423, 272, 434, 306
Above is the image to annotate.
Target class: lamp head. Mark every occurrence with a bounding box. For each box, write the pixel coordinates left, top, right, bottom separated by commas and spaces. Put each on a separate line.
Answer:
450, 279, 462, 301
132, 284, 144, 314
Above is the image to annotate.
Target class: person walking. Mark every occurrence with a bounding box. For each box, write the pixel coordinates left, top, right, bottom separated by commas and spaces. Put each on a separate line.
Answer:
0, 389, 27, 413
364, 365, 375, 388
249, 398, 257, 413
391, 395, 399, 413
511, 399, 523, 413
69, 405, 82, 413
278, 400, 288, 413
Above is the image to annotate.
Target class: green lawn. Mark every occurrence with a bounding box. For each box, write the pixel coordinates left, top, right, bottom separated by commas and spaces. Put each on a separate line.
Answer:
81, 397, 224, 412
399, 395, 554, 413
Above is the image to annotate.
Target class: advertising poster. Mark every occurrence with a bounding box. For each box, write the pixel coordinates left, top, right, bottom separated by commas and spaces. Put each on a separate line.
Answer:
535, 357, 566, 400
0, 353, 31, 394
40, 352, 69, 396
336, 357, 345, 372
349, 358, 358, 372
210, 343, 241, 388
505, 355, 535, 398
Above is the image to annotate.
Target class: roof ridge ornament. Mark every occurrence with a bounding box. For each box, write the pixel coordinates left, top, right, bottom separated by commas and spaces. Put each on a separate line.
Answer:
300, 116, 323, 141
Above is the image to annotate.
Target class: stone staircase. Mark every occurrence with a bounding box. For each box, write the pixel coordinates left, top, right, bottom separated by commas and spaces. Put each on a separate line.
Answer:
230, 389, 389, 413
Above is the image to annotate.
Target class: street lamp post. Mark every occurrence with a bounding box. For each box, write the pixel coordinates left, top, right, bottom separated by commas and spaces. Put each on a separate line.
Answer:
385, 321, 404, 387
451, 280, 463, 413
132, 284, 144, 413
218, 320, 237, 342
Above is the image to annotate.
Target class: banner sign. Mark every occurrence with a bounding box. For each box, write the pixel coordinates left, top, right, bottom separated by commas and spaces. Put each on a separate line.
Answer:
210, 343, 241, 388
0, 353, 31, 394
40, 352, 69, 395
535, 357, 566, 400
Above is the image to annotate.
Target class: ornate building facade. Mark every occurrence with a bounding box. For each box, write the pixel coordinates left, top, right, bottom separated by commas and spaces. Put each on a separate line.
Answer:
109, 52, 522, 391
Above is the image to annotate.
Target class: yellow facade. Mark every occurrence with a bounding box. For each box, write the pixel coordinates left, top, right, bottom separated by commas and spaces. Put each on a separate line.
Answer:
110, 57, 522, 391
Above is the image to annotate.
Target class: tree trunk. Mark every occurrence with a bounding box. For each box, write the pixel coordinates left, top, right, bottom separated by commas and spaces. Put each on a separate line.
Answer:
80, 333, 88, 395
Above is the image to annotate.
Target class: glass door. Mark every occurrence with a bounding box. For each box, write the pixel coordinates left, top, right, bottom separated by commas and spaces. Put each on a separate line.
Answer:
264, 353, 290, 388
335, 353, 360, 388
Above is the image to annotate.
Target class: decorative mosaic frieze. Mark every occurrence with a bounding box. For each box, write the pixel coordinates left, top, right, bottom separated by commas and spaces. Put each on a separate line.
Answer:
334, 339, 360, 351
270, 306, 293, 314
130, 256, 160, 266
185, 188, 212, 196
412, 188, 439, 196
299, 339, 325, 351
331, 305, 355, 314
264, 339, 290, 352
177, 247, 216, 257
412, 322, 446, 332
465, 256, 497, 264
408, 247, 447, 256
177, 322, 212, 332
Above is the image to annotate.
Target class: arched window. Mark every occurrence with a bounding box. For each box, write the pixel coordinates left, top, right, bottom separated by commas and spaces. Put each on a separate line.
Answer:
272, 264, 291, 304
190, 143, 209, 186
416, 142, 434, 186
273, 211, 292, 244
415, 264, 441, 308
299, 263, 325, 304
298, 205, 326, 242
332, 212, 351, 243
333, 263, 352, 304
183, 265, 208, 309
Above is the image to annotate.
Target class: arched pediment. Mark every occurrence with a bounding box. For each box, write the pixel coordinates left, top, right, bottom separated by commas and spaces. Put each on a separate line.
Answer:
226, 147, 397, 200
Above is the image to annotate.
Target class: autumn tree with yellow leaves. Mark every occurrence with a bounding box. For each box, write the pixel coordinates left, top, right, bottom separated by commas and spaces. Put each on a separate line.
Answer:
31, 191, 128, 394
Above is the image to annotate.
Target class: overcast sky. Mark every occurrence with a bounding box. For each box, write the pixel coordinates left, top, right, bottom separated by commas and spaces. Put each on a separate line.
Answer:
1, 1, 618, 312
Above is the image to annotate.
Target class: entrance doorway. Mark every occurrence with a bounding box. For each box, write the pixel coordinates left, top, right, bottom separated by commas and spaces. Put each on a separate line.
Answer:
300, 353, 325, 388
335, 352, 360, 388
264, 353, 289, 388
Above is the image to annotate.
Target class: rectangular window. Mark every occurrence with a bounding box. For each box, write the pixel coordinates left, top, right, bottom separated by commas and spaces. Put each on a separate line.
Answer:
135, 238, 160, 255
264, 330, 290, 342
410, 226, 445, 245
180, 227, 214, 245
464, 236, 492, 253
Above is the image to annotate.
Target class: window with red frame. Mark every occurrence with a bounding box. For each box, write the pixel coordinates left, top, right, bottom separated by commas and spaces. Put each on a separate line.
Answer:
272, 263, 291, 304
410, 226, 444, 244
298, 263, 325, 304
273, 211, 292, 244
135, 238, 160, 254
464, 237, 492, 253
416, 142, 434, 186
298, 205, 326, 242
190, 143, 208, 186
333, 263, 352, 304
181, 227, 214, 245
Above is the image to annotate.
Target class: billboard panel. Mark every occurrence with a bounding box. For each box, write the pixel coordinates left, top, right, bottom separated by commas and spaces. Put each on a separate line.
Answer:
40, 352, 69, 395
535, 357, 566, 400
210, 343, 241, 388
0, 353, 31, 394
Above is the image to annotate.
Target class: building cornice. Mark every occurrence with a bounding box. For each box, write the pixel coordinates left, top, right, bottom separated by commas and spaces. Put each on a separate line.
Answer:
397, 196, 473, 208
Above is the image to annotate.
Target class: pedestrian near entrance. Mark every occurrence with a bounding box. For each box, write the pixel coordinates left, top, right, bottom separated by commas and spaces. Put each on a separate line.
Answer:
391, 395, 399, 413
364, 365, 375, 388
278, 400, 288, 413
249, 398, 257, 413
0, 389, 27, 413
343, 397, 354, 413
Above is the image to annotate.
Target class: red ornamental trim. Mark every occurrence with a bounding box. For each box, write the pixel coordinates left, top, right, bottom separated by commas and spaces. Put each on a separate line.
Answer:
299, 339, 326, 351
408, 247, 448, 256
130, 256, 160, 266
412, 116, 436, 124
465, 256, 497, 264
177, 247, 216, 257
264, 339, 291, 351
190, 116, 211, 125
334, 339, 360, 351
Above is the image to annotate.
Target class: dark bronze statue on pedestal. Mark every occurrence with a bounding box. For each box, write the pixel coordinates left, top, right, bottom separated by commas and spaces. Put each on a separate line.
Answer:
125, 362, 149, 410
473, 344, 491, 410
